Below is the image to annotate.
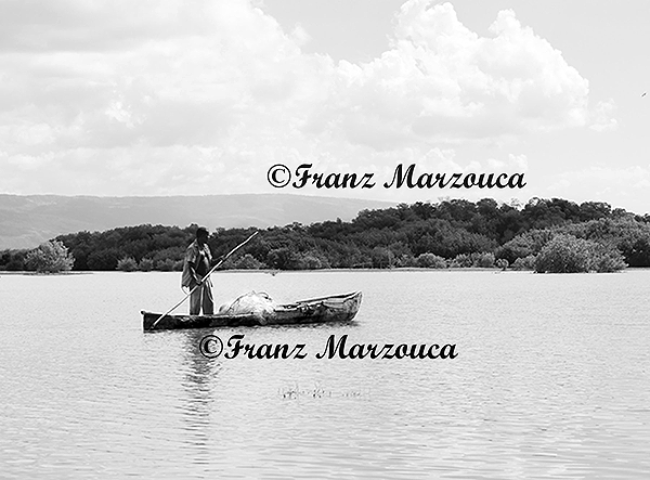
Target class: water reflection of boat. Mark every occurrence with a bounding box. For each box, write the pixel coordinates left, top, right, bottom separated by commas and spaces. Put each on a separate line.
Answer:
142, 291, 362, 331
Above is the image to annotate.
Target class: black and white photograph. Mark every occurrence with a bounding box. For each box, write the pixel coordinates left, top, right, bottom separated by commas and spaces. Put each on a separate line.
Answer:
1, 1, 649, 478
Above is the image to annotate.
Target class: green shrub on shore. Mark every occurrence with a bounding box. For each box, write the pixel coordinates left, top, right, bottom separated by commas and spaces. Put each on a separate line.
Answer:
496, 230, 555, 264
172, 260, 184, 271
450, 253, 473, 268
139, 258, 154, 272
511, 255, 535, 271
449, 252, 495, 268
297, 255, 324, 270
117, 257, 138, 272
475, 252, 495, 268
416, 252, 448, 269
24, 240, 74, 273
495, 258, 509, 271
233, 253, 264, 270
587, 243, 629, 273
534, 234, 626, 273
155, 258, 176, 271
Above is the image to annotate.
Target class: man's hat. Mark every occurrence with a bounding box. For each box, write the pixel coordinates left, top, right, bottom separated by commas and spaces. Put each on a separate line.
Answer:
196, 226, 209, 237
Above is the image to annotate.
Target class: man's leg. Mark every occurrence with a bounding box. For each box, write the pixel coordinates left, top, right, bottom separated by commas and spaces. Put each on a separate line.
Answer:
202, 284, 214, 315
190, 286, 202, 315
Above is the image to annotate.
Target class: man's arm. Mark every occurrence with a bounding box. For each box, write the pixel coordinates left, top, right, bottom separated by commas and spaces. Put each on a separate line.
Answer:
210, 255, 225, 267
187, 260, 202, 285
183, 244, 202, 287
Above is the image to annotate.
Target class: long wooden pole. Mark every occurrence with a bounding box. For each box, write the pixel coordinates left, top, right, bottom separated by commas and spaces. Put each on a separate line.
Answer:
151, 231, 258, 328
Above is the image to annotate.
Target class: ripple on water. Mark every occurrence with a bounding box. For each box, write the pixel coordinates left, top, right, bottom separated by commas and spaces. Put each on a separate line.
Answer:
0, 270, 649, 479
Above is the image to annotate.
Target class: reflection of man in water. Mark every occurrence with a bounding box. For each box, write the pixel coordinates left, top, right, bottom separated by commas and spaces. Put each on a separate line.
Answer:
182, 227, 214, 315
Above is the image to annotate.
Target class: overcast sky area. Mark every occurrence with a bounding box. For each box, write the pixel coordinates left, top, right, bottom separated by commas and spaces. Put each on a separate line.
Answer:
1, 0, 648, 213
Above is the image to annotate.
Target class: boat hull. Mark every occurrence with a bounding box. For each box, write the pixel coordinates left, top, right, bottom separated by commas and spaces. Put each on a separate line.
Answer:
142, 291, 362, 331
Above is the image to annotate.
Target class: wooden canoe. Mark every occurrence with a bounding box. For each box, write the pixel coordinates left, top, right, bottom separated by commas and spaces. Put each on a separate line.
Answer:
142, 291, 362, 331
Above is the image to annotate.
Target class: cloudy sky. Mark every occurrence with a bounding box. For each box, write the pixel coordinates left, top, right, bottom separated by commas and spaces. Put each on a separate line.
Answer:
1, 0, 648, 213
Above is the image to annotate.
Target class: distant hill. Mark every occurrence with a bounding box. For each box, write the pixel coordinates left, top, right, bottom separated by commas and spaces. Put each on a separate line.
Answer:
0, 194, 395, 249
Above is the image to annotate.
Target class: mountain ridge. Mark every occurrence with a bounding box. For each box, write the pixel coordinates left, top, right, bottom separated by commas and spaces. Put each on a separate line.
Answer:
0, 193, 395, 249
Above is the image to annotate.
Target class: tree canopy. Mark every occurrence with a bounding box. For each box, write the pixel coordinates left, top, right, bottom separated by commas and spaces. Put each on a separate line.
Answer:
2, 197, 648, 273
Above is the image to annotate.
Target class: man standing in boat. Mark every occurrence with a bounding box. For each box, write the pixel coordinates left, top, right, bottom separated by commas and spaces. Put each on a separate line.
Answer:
182, 226, 215, 315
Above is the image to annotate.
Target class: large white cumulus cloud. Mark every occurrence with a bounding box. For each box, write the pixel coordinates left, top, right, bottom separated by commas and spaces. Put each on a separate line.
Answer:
327, 1, 590, 148
0, 0, 602, 196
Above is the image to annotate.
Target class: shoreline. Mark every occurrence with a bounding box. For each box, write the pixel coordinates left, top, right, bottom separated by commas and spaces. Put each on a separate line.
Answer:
0, 267, 503, 275
3, 267, 646, 276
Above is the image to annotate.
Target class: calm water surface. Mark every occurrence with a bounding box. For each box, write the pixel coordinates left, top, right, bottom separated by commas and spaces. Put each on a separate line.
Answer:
1, 270, 649, 479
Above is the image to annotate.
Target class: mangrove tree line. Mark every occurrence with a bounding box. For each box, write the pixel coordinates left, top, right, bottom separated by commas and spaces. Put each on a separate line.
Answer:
2, 197, 649, 273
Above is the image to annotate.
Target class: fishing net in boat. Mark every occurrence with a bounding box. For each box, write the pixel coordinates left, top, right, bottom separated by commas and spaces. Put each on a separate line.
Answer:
219, 291, 276, 316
